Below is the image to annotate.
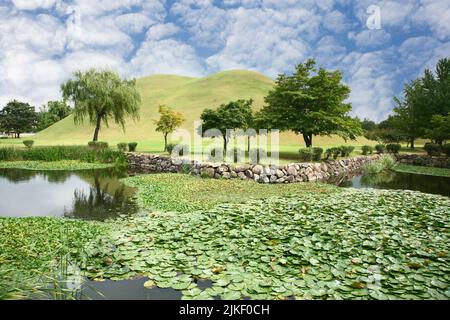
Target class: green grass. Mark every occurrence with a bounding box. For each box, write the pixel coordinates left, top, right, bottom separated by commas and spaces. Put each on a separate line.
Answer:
393, 164, 450, 178
121, 173, 338, 213
0, 217, 107, 299
0, 160, 114, 171
363, 155, 396, 174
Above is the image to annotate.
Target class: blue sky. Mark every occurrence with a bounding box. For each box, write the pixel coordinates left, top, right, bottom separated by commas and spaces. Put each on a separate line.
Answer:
0, 0, 449, 121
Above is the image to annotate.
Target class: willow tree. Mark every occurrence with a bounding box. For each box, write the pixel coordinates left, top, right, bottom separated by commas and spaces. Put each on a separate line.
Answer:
260, 59, 362, 147
61, 69, 141, 141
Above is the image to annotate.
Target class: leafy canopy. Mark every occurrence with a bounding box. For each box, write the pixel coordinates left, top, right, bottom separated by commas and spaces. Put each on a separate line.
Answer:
260, 59, 362, 147
0, 100, 37, 138
61, 69, 141, 141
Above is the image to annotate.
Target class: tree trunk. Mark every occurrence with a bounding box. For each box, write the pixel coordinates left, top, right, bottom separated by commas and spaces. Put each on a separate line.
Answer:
17, 132, 20, 139
164, 133, 168, 151
247, 136, 251, 153
410, 138, 415, 149
302, 133, 312, 147
223, 134, 228, 154
92, 116, 101, 142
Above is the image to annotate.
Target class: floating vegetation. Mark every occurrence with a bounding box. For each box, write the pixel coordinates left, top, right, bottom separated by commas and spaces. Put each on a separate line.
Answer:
80, 189, 450, 300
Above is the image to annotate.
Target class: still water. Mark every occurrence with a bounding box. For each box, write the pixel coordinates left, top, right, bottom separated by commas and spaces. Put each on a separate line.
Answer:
0, 168, 138, 220
333, 170, 450, 197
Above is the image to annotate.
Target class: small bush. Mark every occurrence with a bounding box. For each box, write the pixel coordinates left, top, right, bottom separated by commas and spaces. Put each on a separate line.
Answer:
375, 144, 385, 154
117, 143, 127, 152
442, 144, 450, 157
361, 145, 374, 155
128, 142, 138, 152
23, 140, 34, 149
166, 143, 176, 154
424, 143, 441, 156
386, 143, 401, 154
364, 154, 396, 174
324, 148, 332, 160
340, 146, 355, 157
331, 147, 341, 159
88, 141, 109, 150
312, 147, 323, 161
299, 148, 313, 162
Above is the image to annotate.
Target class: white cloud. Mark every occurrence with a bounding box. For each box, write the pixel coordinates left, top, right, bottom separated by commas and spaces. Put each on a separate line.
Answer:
348, 29, 391, 49
11, 0, 58, 10
146, 23, 181, 41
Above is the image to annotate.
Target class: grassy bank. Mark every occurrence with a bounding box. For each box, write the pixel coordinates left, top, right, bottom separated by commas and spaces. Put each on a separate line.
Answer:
0, 217, 107, 299
393, 164, 450, 178
0, 160, 114, 171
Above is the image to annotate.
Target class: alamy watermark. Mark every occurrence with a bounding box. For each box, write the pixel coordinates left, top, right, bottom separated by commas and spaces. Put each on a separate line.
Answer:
366, 5, 382, 30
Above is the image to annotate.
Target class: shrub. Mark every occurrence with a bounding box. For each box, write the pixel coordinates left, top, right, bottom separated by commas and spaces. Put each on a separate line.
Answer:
117, 143, 127, 152
128, 142, 138, 152
424, 143, 441, 156
23, 140, 34, 149
442, 144, 450, 157
166, 143, 189, 156
386, 143, 401, 154
209, 148, 224, 162
361, 145, 373, 155
363, 154, 396, 174
88, 141, 109, 150
375, 144, 385, 154
312, 147, 323, 161
166, 143, 176, 154
298, 148, 313, 162
324, 148, 332, 160
330, 147, 341, 159
340, 146, 355, 157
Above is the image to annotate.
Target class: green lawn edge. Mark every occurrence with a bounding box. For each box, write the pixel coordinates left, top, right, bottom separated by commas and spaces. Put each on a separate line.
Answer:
0, 160, 114, 171
393, 164, 450, 178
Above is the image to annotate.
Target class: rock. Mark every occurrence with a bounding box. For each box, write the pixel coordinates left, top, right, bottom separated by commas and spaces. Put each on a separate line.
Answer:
230, 171, 238, 178
252, 165, 263, 175
276, 169, 285, 178
201, 167, 215, 178
254, 174, 260, 181
245, 170, 254, 178
262, 176, 270, 184
270, 175, 277, 183
238, 172, 247, 180
222, 172, 231, 179
286, 166, 298, 176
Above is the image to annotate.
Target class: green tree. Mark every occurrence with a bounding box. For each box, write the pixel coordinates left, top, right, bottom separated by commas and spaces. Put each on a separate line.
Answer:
260, 59, 362, 147
0, 100, 37, 138
392, 79, 426, 148
37, 100, 72, 131
200, 99, 253, 153
61, 69, 141, 141
154, 105, 185, 151
426, 113, 450, 145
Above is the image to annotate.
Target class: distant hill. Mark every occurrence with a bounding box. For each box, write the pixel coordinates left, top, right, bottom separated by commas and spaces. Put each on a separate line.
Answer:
33, 70, 374, 152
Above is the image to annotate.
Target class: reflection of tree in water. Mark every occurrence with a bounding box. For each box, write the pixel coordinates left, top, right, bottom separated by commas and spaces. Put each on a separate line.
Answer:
64, 175, 138, 221
0, 169, 71, 184
360, 171, 396, 186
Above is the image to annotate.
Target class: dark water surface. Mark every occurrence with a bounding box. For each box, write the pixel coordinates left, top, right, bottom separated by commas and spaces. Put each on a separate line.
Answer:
0, 168, 138, 220
331, 170, 450, 197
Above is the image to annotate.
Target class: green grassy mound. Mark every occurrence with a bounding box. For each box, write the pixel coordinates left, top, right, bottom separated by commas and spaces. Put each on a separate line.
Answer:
393, 164, 450, 178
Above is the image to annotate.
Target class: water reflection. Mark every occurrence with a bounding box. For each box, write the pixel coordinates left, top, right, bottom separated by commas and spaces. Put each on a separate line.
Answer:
333, 170, 450, 197
0, 168, 138, 220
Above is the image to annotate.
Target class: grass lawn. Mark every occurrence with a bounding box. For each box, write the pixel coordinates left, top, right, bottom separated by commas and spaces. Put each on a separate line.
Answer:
393, 164, 450, 178
0, 160, 114, 171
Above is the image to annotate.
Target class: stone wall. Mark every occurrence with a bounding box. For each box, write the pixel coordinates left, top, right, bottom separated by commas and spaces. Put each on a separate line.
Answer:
395, 154, 450, 169
127, 153, 381, 184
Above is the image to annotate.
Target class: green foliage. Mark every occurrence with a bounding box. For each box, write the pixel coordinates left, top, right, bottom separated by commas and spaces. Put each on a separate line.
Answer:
166, 143, 189, 157
37, 101, 72, 131
0, 100, 37, 138
0, 146, 125, 164
0, 217, 106, 299
424, 143, 442, 156
425, 114, 450, 145
82, 184, 450, 300
339, 146, 355, 157
166, 143, 176, 154
442, 144, 450, 157
375, 144, 385, 154
154, 105, 185, 151
61, 69, 141, 141
361, 145, 373, 155
330, 147, 341, 159
200, 99, 254, 152
298, 148, 313, 162
363, 155, 396, 174
0, 160, 114, 171
88, 141, 109, 150
386, 143, 401, 154
260, 59, 362, 147
249, 147, 266, 164
393, 164, 450, 178
128, 142, 138, 152
23, 140, 34, 149
117, 143, 127, 152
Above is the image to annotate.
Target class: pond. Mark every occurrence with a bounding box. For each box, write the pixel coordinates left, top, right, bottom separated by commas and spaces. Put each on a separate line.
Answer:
332, 170, 450, 197
0, 168, 139, 221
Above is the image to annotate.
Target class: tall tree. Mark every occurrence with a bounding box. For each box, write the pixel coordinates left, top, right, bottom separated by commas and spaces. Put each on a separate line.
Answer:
37, 100, 72, 131
0, 100, 37, 138
61, 69, 141, 141
392, 79, 426, 148
425, 113, 450, 145
260, 59, 362, 147
154, 105, 185, 151
200, 99, 253, 153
